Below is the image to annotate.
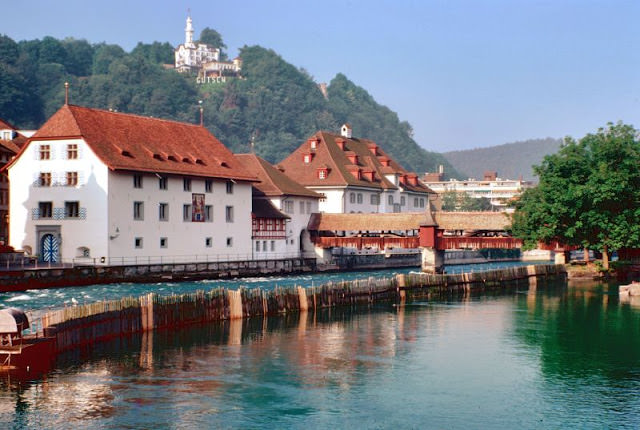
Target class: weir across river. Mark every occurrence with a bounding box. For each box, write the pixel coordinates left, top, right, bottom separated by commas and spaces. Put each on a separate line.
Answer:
1, 264, 566, 372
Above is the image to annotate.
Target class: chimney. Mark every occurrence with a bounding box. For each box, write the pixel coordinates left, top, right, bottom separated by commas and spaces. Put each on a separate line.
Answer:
341, 123, 352, 139
438, 164, 444, 174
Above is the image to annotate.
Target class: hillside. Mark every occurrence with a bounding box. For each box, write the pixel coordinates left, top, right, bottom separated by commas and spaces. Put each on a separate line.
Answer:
0, 34, 460, 178
442, 137, 562, 181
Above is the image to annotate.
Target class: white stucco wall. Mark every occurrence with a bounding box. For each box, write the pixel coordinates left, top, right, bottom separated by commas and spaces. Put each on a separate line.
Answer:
107, 172, 253, 263
271, 195, 319, 256
8, 138, 110, 262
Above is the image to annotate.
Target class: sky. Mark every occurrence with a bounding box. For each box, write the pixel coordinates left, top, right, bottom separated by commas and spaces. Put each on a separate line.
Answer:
2, 0, 638, 152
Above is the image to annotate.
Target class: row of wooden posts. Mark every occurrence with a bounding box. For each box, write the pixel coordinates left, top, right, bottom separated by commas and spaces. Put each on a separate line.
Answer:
40, 264, 566, 352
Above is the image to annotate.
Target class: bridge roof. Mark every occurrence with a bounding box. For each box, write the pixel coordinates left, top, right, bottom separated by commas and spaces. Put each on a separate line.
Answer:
308, 212, 430, 231
434, 211, 512, 231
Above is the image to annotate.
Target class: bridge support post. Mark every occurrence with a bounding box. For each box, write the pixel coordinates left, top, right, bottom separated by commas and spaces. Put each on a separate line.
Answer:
553, 250, 569, 265
421, 247, 444, 273
314, 246, 333, 265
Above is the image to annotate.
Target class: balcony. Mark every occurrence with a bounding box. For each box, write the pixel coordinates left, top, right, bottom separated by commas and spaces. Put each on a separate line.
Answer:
32, 207, 87, 220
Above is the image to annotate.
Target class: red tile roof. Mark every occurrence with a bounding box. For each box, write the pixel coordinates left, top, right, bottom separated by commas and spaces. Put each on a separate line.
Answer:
278, 131, 433, 194
17, 104, 257, 181
236, 153, 320, 198
308, 212, 432, 231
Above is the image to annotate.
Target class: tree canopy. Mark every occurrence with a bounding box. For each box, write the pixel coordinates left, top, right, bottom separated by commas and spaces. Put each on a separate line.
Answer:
511, 122, 640, 268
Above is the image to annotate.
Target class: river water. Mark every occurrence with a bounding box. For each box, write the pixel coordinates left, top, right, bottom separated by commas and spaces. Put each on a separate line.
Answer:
1, 262, 640, 428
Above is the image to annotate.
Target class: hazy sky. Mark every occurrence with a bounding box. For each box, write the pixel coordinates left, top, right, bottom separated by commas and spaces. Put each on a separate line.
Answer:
3, 0, 638, 152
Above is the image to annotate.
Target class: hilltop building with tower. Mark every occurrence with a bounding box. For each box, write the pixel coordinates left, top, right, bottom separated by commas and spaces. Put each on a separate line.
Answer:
174, 14, 241, 80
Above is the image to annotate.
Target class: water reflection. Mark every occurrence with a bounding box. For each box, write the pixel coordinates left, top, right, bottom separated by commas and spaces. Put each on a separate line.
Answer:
2, 280, 640, 428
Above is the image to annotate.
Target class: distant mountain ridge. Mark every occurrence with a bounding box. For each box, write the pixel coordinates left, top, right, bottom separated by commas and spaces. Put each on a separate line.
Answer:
442, 137, 563, 181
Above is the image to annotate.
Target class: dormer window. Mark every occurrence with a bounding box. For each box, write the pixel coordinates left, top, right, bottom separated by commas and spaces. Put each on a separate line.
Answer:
346, 152, 358, 165
317, 166, 330, 180
168, 155, 178, 162
335, 138, 346, 150
303, 153, 313, 164
153, 153, 164, 161
309, 139, 318, 151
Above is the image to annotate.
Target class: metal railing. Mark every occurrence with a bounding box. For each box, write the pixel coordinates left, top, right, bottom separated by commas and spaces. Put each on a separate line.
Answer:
0, 251, 317, 270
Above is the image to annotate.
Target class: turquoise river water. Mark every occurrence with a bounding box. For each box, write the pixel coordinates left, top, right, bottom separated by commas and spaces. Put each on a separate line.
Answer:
1, 261, 639, 428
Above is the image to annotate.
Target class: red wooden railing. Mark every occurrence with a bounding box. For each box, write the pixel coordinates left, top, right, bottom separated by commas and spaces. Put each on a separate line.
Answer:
312, 236, 420, 250
436, 236, 522, 250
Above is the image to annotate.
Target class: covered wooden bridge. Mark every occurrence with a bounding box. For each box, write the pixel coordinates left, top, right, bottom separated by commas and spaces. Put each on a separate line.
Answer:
308, 211, 522, 251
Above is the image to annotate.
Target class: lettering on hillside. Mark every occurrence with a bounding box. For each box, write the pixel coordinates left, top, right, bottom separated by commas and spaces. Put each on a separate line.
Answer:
196, 76, 227, 84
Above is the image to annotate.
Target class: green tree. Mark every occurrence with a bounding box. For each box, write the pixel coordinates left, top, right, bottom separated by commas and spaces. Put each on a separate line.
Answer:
512, 122, 640, 269
0, 34, 18, 65
131, 41, 174, 64
198, 28, 227, 60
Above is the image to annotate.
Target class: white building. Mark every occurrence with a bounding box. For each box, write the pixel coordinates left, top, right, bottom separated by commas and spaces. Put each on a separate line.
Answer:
422, 170, 533, 211
236, 154, 320, 258
278, 124, 436, 215
5, 104, 257, 265
174, 14, 241, 76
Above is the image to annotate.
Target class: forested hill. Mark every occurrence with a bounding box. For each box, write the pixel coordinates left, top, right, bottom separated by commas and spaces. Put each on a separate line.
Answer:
0, 33, 460, 177
443, 137, 562, 181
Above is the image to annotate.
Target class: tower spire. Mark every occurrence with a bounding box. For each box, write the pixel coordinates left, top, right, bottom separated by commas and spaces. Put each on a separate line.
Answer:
64, 82, 69, 105
185, 10, 195, 48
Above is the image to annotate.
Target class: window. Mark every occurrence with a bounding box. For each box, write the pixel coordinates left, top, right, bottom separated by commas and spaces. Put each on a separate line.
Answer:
306, 201, 311, 214
133, 174, 143, 188
262, 240, 267, 251
371, 194, 380, 205
256, 241, 260, 252
65, 201, 80, 218
414, 197, 419, 207
299, 201, 305, 214
205, 237, 212, 247
388, 195, 394, 205
39, 201, 52, 219
350, 192, 355, 204
225, 206, 234, 222
39, 144, 50, 160
357, 193, 363, 204
160, 237, 168, 248
401, 196, 406, 206
133, 201, 144, 220
226, 181, 234, 194
66, 171, 78, 186
270, 240, 275, 251
135, 237, 143, 248
303, 154, 312, 164
318, 169, 327, 180
420, 198, 425, 208
205, 179, 213, 193
183, 178, 191, 191
284, 201, 294, 214
159, 203, 168, 221
67, 144, 78, 159
159, 176, 168, 190
226, 237, 233, 247
39, 172, 52, 187
183, 204, 192, 221
205, 205, 213, 222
